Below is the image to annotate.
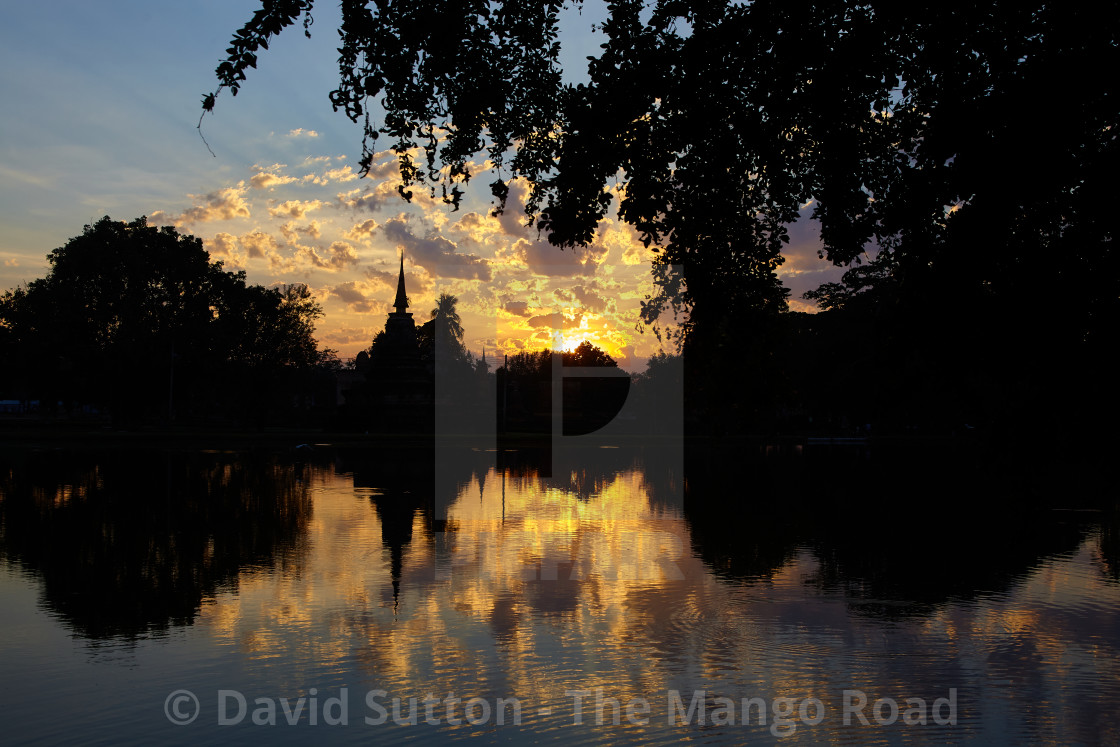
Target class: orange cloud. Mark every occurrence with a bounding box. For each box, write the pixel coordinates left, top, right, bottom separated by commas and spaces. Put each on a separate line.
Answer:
151, 185, 250, 227
297, 241, 360, 272
268, 199, 324, 219
239, 229, 280, 259
345, 219, 379, 242
204, 232, 245, 269
280, 220, 322, 241
250, 171, 298, 190
303, 166, 359, 186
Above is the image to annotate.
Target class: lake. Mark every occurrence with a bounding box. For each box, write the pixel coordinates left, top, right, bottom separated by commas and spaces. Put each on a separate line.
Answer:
1, 443, 1117, 745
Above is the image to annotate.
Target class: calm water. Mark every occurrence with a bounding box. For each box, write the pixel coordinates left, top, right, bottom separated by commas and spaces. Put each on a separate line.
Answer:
1, 446, 1118, 745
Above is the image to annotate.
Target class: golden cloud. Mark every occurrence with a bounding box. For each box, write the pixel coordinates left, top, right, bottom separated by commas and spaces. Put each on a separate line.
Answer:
280, 220, 322, 241
303, 166, 360, 186
336, 183, 399, 213
250, 171, 298, 190
345, 219, 379, 242
239, 229, 280, 260
268, 199, 324, 219
297, 241, 360, 272
203, 232, 245, 269
329, 280, 387, 313
152, 185, 251, 227
511, 238, 606, 278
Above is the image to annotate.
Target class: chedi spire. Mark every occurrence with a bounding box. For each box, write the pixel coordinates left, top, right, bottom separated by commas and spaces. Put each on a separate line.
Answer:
393, 252, 409, 314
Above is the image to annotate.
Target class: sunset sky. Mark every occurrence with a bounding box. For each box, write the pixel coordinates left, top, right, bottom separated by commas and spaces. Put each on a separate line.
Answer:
0, 1, 844, 371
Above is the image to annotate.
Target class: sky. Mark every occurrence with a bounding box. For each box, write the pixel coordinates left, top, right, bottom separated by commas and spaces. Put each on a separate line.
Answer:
0, 1, 844, 372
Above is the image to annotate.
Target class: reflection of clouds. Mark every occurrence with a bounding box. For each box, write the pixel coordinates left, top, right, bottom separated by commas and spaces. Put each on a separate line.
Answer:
192, 464, 1120, 742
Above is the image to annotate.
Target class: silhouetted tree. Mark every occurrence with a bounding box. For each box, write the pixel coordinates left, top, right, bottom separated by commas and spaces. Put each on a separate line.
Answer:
563, 340, 618, 368
497, 343, 625, 434
430, 292, 464, 352
0, 216, 328, 424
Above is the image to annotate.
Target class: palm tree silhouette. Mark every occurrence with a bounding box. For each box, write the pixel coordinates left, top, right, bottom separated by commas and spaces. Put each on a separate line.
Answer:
430, 292, 464, 357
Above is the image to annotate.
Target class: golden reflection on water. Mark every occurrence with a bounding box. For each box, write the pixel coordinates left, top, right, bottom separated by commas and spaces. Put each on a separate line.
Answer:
188, 464, 1120, 744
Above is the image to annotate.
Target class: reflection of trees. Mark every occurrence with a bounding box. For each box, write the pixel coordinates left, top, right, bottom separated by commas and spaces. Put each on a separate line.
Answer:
683, 441, 1100, 614
0, 450, 314, 639
803, 446, 1091, 616
497, 443, 680, 507
810, 511, 1089, 619
1099, 507, 1120, 583
684, 443, 805, 581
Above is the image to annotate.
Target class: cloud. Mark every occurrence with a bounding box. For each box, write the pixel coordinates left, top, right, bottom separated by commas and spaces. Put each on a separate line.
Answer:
446, 181, 536, 246
337, 183, 399, 213
344, 219, 379, 242
268, 199, 324, 219
250, 170, 298, 190
364, 267, 397, 288
380, 217, 492, 281
288, 128, 320, 138
367, 155, 401, 180
151, 185, 251, 227
494, 180, 536, 239
239, 229, 280, 259
525, 312, 582, 330
320, 326, 376, 346
329, 280, 386, 313
787, 298, 820, 313
501, 300, 532, 317
447, 211, 497, 246
303, 165, 359, 185
297, 241, 360, 272
204, 232, 245, 268
773, 211, 846, 305
280, 220, 322, 241
525, 314, 555, 328
563, 282, 616, 314
511, 237, 606, 278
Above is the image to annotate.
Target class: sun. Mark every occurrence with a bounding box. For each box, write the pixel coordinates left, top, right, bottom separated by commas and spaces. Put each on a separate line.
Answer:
560, 335, 588, 353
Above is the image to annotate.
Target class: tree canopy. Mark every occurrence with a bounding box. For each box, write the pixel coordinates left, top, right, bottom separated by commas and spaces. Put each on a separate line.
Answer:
500, 341, 618, 378
205, 1, 1118, 347
0, 216, 330, 423
205, 2, 1118, 446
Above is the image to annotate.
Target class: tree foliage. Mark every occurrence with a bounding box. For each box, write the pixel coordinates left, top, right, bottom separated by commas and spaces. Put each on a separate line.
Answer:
0, 217, 328, 423
563, 340, 618, 368
500, 341, 617, 377
205, 2, 1119, 442
430, 292, 465, 355
206, 2, 1118, 347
